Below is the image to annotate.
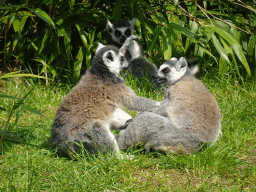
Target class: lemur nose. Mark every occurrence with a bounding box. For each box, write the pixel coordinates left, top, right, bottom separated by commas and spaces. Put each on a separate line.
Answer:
120, 36, 126, 44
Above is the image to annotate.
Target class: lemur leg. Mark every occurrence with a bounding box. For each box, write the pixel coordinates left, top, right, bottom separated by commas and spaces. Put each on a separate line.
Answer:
117, 112, 203, 155
78, 123, 120, 154
110, 108, 132, 130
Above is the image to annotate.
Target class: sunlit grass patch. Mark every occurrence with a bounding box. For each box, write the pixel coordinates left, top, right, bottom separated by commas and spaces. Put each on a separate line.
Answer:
0, 75, 255, 191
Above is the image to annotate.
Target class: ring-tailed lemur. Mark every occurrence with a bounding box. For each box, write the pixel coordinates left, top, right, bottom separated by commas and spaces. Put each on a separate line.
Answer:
51, 35, 161, 157
106, 18, 163, 90
117, 57, 221, 155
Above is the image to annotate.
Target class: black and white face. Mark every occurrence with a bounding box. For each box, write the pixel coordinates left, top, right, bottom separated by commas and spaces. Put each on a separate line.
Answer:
97, 44, 128, 76
152, 57, 187, 85
112, 27, 132, 44
106, 18, 136, 44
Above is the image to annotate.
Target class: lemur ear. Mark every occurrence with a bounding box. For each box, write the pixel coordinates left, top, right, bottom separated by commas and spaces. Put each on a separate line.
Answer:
129, 18, 137, 27
176, 57, 187, 72
170, 57, 178, 62
106, 20, 113, 33
96, 42, 106, 53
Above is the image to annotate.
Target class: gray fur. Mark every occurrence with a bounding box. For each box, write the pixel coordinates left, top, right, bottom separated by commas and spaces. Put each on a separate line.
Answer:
106, 18, 163, 90
129, 56, 164, 90
117, 57, 221, 155
51, 35, 160, 157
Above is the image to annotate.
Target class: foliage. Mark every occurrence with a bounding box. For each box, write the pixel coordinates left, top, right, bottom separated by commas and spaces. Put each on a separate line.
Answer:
0, 72, 45, 148
0, 0, 255, 84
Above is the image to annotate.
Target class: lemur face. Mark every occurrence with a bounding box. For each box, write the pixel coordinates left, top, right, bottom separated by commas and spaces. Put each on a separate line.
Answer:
102, 50, 128, 76
152, 57, 187, 85
107, 18, 137, 45
96, 35, 138, 76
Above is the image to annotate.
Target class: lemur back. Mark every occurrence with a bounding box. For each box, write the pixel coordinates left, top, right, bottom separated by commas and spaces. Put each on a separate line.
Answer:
51, 36, 160, 157
117, 57, 221, 155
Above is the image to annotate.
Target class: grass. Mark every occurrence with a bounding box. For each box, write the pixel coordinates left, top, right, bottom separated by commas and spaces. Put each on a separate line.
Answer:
0, 73, 256, 191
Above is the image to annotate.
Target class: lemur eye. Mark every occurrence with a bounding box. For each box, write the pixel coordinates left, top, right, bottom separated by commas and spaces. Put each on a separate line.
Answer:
106, 52, 114, 61
162, 68, 169, 74
114, 30, 122, 37
125, 29, 131, 37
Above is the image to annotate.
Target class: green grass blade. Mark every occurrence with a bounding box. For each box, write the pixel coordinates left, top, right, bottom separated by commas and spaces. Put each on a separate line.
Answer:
21, 105, 46, 118
0, 94, 21, 100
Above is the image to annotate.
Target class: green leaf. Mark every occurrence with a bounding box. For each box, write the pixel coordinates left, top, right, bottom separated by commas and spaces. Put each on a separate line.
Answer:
168, 23, 198, 42
73, 47, 84, 83
247, 35, 255, 56
139, 0, 165, 23
198, 45, 218, 63
0, 107, 6, 111
112, 0, 124, 20
219, 56, 228, 74
162, 28, 172, 60
75, 24, 88, 49
148, 27, 161, 52
21, 105, 46, 117
0, 5, 26, 9
231, 44, 251, 76
12, 15, 20, 32
211, 34, 230, 63
0, 94, 21, 100
19, 15, 28, 34
39, 27, 53, 55
30, 8, 55, 28
12, 32, 19, 51
0, 71, 46, 79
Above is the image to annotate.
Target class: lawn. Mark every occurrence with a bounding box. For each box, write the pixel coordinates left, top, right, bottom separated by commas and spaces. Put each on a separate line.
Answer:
0, 74, 255, 191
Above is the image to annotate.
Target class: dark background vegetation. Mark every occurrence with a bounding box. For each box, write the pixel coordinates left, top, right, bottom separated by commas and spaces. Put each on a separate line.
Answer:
1, 0, 255, 85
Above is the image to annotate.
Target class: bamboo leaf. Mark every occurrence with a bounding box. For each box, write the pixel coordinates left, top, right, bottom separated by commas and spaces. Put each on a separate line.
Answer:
148, 27, 161, 52
12, 15, 20, 32
73, 47, 84, 83
30, 8, 55, 28
139, 0, 165, 23
247, 35, 255, 56
168, 23, 199, 42
198, 45, 218, 64
75, 24, 88, 49
12, 32, 19, 51
162, 28, 172, 60
211, 34, 230, 63
219, 56, 228, 74
19, 15, 28, 34
231, 44, 251, 76
39, 27, 53, 55
112, 0, 124, 20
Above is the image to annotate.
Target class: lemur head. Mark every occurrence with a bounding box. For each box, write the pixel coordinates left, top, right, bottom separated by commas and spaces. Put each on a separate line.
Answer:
152, 57, 193, 85
106, 18, 137, 45
90, 35, 139, 78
